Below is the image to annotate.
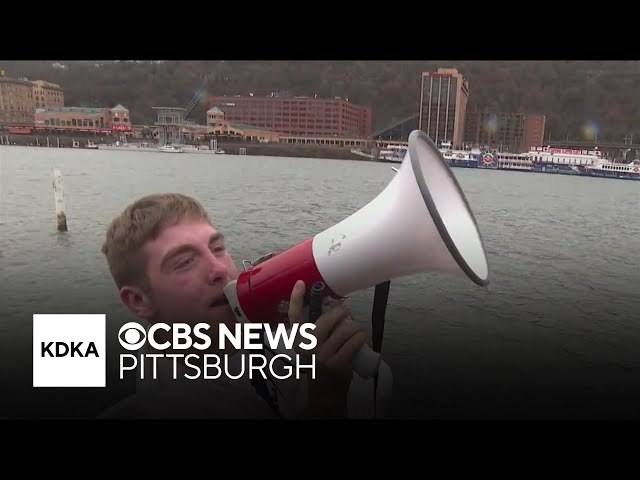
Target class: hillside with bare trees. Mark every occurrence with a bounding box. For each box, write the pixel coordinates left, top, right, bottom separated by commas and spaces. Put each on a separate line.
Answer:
2, 60, 638, 143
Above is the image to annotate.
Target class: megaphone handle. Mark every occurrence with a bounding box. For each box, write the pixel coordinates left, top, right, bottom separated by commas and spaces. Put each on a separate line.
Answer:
315, 293, 381, 380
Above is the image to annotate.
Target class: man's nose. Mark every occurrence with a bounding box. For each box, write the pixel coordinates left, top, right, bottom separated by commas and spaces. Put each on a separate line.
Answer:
205, 251, 229, 284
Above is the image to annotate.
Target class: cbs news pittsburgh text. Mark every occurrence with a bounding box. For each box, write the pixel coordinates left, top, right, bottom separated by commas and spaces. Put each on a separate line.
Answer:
32, 314, 318, 388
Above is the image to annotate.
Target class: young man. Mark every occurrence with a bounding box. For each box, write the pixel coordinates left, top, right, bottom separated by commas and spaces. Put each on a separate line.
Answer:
98, 193, 367, 419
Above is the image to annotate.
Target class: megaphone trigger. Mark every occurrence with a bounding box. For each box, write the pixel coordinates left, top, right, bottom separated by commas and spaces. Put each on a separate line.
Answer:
304, 283, 382, 380
307, 281, 326, 323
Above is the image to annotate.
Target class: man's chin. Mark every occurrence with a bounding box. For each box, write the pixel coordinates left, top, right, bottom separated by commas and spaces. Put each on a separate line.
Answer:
207, 303, 237, 325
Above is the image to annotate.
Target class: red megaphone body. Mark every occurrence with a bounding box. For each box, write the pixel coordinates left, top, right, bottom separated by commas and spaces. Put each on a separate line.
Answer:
225, 237, 341, 325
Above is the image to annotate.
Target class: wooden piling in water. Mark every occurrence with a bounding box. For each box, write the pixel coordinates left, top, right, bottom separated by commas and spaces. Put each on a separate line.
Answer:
52, 167, 68, 231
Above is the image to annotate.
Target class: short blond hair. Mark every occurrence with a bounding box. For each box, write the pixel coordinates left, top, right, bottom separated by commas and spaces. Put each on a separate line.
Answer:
102, 193, 211, 290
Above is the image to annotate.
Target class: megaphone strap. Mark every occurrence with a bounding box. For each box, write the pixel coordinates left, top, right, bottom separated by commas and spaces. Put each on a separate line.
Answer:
371, 280, 391, 354
371, 280, 391, 418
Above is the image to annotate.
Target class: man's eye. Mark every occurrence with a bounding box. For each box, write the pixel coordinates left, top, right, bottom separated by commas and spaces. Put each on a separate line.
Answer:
212, 244, 226, 253
175, 257, 194, 269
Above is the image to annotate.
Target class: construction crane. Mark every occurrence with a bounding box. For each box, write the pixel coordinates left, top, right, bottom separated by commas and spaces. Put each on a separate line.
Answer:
153, 75, 209, 146
179, 75, 210, 141
183, 75, 208, 121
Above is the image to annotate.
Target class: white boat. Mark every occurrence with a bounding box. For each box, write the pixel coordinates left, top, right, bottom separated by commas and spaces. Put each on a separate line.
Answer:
581, 159, 640, 180
351, 148, 376, 160
378, 144, 407, 163
437, 141, 482, 168
528, 145, 603, 174
496, 152, 534, 171
160, 145, 184, 153
526, 145, 640, 180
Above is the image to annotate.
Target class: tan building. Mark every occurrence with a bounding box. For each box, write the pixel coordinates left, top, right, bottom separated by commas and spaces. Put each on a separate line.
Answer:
419, 68, 469, 149
154, 107, 371, 149
0, 71, 35, 126
204, 106, 281, 142
32, 80, 64, 109
208, 94, 372, 137
522, 114, 546, 152
202, 107, 371, 147
110, 104, 131, 133
34, 104, 131, 134
464, 105, 546, 153
207, 106, 225, 128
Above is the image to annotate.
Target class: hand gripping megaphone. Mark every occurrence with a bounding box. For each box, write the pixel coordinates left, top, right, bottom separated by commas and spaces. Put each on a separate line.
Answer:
223, 129, 490, 381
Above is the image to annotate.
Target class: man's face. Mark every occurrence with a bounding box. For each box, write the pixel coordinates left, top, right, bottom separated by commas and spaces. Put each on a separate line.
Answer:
142, 219, 239, 333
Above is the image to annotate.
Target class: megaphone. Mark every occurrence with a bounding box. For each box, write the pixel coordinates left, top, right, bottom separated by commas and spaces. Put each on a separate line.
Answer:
223, 129, 489, 381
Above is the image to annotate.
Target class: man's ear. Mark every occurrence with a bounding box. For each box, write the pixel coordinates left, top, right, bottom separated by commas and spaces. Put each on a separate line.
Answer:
119, 285, 154, 320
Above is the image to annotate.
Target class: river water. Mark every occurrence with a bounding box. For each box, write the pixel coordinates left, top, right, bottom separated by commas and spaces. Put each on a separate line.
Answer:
1, 145, 639, 419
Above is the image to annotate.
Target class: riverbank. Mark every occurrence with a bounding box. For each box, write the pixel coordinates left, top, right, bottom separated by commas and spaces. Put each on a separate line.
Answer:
0, 133, 380, 162
209, 140, 378, 161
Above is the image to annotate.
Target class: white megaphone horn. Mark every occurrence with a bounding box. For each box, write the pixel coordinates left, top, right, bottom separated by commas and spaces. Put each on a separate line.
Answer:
223, 129, 490, 380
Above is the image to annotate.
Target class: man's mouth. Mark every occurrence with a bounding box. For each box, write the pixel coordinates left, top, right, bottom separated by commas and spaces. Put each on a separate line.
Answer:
210, 296, 230, 308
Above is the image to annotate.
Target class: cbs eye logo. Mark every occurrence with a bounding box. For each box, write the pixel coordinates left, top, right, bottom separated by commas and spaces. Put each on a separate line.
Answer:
118, 322, 147, 351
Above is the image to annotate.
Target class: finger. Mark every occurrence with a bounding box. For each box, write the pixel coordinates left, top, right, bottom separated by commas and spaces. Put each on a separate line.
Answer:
316, 319, 363, 361
325, 330, 367, 371
313, 303, 351, 344
287, 280, 306, 325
